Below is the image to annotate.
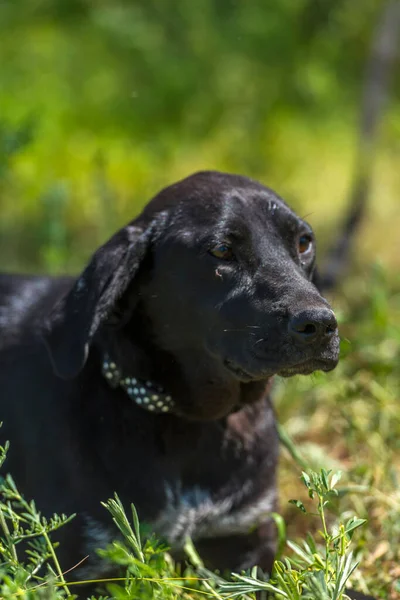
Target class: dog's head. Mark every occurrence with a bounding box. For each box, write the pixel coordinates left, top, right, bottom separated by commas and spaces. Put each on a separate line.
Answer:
43, 171, 339, 417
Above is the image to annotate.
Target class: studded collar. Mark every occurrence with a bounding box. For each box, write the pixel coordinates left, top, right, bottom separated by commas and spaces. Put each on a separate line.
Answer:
102, 354, 175, 414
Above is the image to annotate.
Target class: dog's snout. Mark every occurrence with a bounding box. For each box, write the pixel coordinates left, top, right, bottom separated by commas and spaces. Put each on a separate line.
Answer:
288, 308, 337, 344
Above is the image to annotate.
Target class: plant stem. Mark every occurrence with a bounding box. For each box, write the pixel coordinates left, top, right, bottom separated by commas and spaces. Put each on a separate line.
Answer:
0, 504, 18, 563
318, 494, 330, 581
42, 529, 71, 597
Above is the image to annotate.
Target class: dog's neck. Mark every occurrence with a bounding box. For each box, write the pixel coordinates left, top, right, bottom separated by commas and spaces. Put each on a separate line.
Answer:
98, 313, 269, 421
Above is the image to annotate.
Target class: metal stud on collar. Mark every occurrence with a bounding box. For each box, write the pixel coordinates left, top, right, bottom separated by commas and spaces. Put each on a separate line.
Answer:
102, 354, 175, 414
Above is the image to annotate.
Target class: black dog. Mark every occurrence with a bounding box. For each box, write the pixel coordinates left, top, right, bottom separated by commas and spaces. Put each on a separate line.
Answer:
0, 171, 349, 585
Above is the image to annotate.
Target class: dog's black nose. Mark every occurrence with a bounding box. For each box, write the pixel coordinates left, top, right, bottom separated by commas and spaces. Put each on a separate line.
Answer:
288, 309, 337, 344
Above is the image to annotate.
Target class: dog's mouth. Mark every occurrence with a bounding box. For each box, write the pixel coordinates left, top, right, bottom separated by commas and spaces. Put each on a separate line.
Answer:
223, 359, 259, 382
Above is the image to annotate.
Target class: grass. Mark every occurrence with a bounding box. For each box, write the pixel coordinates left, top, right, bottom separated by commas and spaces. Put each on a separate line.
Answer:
0, 468, 373, 600
0, 264, 399, 599
277, 265, 400, 599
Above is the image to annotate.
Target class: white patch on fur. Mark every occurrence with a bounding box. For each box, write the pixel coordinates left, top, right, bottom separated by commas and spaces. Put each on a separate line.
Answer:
78, 515, 115, 579
153, 481, 275, 546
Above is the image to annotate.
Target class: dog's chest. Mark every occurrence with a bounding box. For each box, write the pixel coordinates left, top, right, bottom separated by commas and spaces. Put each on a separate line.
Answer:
83, 403, 277, 567
152, 405, 278, 545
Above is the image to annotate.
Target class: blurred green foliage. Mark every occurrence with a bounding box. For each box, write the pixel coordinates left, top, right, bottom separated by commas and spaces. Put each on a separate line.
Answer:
1, 0, 399, 273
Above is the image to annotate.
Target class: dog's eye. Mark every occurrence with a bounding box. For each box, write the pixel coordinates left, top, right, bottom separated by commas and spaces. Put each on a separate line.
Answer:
209, 243, 234, 260
298, 234, 313, 256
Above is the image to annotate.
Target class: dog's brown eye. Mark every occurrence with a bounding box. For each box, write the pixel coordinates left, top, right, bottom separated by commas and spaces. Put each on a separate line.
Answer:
209, 243, 234, 260
298, 234, 313, 255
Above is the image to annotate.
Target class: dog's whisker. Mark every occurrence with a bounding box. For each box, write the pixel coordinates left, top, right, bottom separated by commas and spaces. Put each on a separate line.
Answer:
301, 212, 316, 220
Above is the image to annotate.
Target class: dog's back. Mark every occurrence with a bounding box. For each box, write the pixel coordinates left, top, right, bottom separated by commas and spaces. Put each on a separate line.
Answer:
0, 274, 73, 345
0, 274, 78, 512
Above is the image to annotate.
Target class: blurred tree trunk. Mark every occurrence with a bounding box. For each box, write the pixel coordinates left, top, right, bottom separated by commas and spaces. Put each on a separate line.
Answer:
321, 0, 400, 290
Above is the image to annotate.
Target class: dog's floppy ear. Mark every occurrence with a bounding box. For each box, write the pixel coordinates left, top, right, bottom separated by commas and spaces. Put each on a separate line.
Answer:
43, 219, 156, 379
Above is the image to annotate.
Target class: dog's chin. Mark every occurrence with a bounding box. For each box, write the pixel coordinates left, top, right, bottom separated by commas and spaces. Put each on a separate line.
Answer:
223, 356, 338, 382
278, 358, 338, 378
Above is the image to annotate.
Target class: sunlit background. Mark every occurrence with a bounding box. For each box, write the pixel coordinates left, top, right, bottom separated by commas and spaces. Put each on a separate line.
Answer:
1, 0, 399, 274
